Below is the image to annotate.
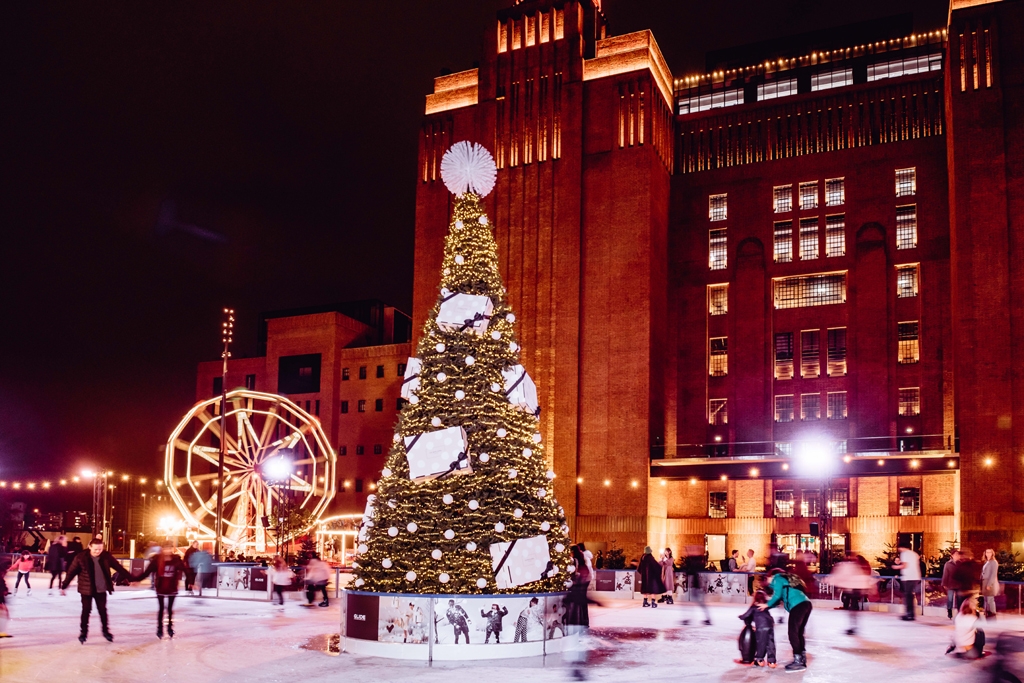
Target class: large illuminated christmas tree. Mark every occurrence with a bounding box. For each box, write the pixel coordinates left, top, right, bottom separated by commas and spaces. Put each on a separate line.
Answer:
354, 142, 572, 594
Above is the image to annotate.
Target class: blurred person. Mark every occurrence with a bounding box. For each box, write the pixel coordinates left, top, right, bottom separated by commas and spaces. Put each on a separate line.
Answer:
738, 590, 776, 668
658, 548, 676, 604
595, 550, 604, 570
135, 541, 187, 638
947, 598, 985, 659
46, 535, 68, 595
0, 554, 11, 638
953, 548, 981, 611
268, 556, 294, 607
9, 550, 34, 595
681, 545, 712, 626
66, 537, 83, 556
480, 603, 508, 643
768, 543, 788, 571
638, 546, 665, 608
941, 550, 961, 619
564, 545, 591, 680
183, 540, 199, 595
981, 548, 999, 618
762, 567, 812, 671
791, 550, 816, 598
830, 553, 872, 635
304, 555, 331, 607
893, 544, 921, 621
189, 546, 214, 597
62, 537, 136, 643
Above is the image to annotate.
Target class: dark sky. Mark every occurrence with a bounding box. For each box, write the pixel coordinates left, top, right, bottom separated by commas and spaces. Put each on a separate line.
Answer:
0, 0, 945, 484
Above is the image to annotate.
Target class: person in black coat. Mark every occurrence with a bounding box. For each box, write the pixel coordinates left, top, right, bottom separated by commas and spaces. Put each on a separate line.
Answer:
66, 537, 84, 556
738, 591, 777, 667
638, 546, 666, 608
46, 535, 68, 594
564, 545, 592, 679
61, 537, 136, 643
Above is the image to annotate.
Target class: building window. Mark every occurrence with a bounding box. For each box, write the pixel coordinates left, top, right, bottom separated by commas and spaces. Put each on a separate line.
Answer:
825, 215, 845, 257
355, 445, 364, 455
339, 446, 347, 456
775, 490, 795, 518
828, 328, 848, 376
896, 168, 917, 197
800, 330, 820, 378
396, 397, 404, 410
342, 368, 350, 381
679, 89, 744, 115
799, 182, 818, 210
397, 363, 407, 377
355, 479, 364, 493
357, 399, 367, 413
709, 398, 728, 426
773, 185, 793, 213
774, 221, 793, 263
709, 194, 728, 221
774, 273, 847, 309
830, 489, 849, 517
775, 333, 794, 380
897, 264, 919, 298
799, 218, 819, 260
757, 78, 798, 101
709, 491, 728, 519
811, 68, 853, 91
801, 393, 821, 421
709, 229, 727, 270
896, 205, 918, 249
708, 284, 728, 315
340, 400, 349, 414
373, 444, 383, 455
827, 392, 848, 420
898, 322, 920, 364
709, 338, 728, 377
376, 365, 385, 378
375, 398, 384, 412
825, 178, 845, 206
245, 374, 256, 390
801, 490, 820, 518
358, 366, 367, 380
868, 53, 942, 81
899, 487, 921, 516
899, 387, 921, 416
775, 395, 794, 423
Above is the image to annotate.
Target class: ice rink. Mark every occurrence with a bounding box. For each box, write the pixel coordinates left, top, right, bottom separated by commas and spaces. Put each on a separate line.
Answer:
0, 587, 1014, 682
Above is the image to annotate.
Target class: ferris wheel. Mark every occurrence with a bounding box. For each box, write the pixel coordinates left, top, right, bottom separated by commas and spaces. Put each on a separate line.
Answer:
164, 389, 336, 552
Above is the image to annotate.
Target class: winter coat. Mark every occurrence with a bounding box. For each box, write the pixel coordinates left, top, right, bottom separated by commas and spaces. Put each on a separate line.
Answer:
304, 559, 331, 585
563, 573, 589, 627
269, 566, 295, 587
763, 573, 809, 613
953, 559, 981, 593
480, 606, 508, 632
136, 553, 187, 596
660, 555, 676, 594
62, 550, 132, 596
739, 603, 775, 631
981, 560, 1000, 597
45, 544, 67, 573
14, 557, 34, 572
638, 553, 666, 594
941, 559, 958, 591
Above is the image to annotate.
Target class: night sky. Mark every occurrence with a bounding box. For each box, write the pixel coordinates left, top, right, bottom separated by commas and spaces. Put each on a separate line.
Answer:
1, 0, 945, 491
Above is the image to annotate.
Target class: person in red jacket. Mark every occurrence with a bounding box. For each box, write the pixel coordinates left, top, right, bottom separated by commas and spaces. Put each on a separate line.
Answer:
135, 542, 187, 639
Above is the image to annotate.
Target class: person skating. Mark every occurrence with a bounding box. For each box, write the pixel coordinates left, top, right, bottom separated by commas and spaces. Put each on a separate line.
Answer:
564, 545, 592, 680
445, 599, 471, 644
8, 551, 34, 595
681, 545, 712, 625
738, 590, 777, 668
947, 598, 986, 659
893, 544, 921, 621
638, 546, 665, 608
0, 554, 12, 638
941, 550, 960, 619
658, 548, 676, 604
480, 603, 508, 643
268, 556, 294, 607
189, 546, 213, 596
762, 567, 812, 671
135, 541, 187, 638
61, 537, 136, 643
66, 537, 84, 557
183, 540, 199, 595
303, 556, 331, 607
46, 535, 68, 595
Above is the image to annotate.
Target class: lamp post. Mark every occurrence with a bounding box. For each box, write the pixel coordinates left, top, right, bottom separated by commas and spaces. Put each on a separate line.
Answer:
795, 440, 836, 573
214, 307, 235, 562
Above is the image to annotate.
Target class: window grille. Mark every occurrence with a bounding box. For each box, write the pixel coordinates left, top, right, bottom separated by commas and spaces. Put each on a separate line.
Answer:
801, 393, 821, 421
774, 221, 793, 263
799, 182, 818, 210
774, 273, 846, 309
679, 90, 744, 115
897, 264, 919, 298
811, 68, 853, 91
709, 398, 728, 426
709, 194, 728, 221
357, 399, 366, 412
801, 330, 820, 378
758, 79, 798, 101
896, 205, 918, 249
825, 178, 845, 206
896, 168, 917, 196
708, 284, 728, 315
827, 392, 848, 420
799, 218, 819, 260
773, 185, 793, 213
359, 366, 367, 380
775, 395, 794, 423
830, 489, 849, 517
899, 487, 921, 516
898, 322, 920, 364
774, 490, 795, 518
709, 337, 728, 377
801, 490, 820, 517
342, 368, 350, 381
868, 53, 942, 81
826, 215, 845, 257
709, 491, 728, 518
775, 333, 794, 380
827, 328, 847, 376
709, 229, 728, 270
899, 387, 921, 416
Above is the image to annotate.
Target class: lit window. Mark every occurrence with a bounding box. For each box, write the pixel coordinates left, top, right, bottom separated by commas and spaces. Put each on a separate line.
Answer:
775, 333, 794, 380
828, 328, 847, 376
375, 398, 384, 412
709, 398, 728, 426
342, 368, 350, 381
776, 442, 792, 456
774, 221, 793, 263
896, 168, 916, 197
757, 78, 798, 101
898, 322, 920, 364
899, 387, 921, 416
801, 490, 820, 517
709, 194, 728, 221
899, 487, 921, 516
825, 215, 845, 257
799, 182, 818, 210
799, 218, 819, 260
357, 399, 366, 413
897, 264, 919, 298
896, 205, 918, 249
811, 68, 853, 91
868, 53, 942, 82
775, 395, 794, 423
679, 89, 744, 115
801, 393, 821, 421
774, 272, 847, 309
708, 284, 728, 315
773, 185, 793, 213
498, 21, 508, 53
830, 489, 849, 517
825, 178, 845, 206
774, 490, 795, 518
397, 362, 407, 377
709, 491, 728, 518
801, 330, 820, 378
827, 392, 848, 420
709, 337, 728, 377
554, 7, 564, 39
709, 229, 727, 270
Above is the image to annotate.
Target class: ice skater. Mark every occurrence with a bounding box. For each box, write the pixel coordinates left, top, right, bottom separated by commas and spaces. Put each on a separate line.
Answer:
761, 567, 812, 671
947, 599, 986, 658
134, 541, 187, 638
681, 545, 711, 625
738, 591, 777, 668
564, 545, 592, 680
446, 599, 471, 643
638, 546, 665, 608
0, 554, 11, 638
481, 603, 508, 643
46, 535, 68, 595
268, 556, 294, 606
658, 548, 676, 604
62, 537, 137, 643
9, 551, 34, 595
303, 555, 331, 607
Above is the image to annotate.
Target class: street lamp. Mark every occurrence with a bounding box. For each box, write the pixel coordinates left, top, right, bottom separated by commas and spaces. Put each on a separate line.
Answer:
214, 307, 235, 561
261, 452, 292, 558
795, 439, 836, 572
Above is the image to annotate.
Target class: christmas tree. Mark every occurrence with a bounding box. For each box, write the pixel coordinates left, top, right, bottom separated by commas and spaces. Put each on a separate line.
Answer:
354, 142, 572, 594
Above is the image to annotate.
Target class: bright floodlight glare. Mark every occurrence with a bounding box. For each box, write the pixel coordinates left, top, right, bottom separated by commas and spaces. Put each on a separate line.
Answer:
263, 456, 292, 481
795, 439, 834, 476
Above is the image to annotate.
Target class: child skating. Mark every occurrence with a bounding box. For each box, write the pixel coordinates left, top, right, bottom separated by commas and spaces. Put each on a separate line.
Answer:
738, 591, 777, 668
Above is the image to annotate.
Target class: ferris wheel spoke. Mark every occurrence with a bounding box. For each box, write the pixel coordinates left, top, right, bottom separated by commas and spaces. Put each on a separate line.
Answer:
195, 412, 241, 454
258, 404, 280, 448
192, 477, 244, 519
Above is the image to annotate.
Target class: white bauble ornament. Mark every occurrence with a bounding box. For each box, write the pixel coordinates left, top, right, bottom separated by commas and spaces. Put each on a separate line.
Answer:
382, 558, 393, 568
506, 313, 516, 323
491, 331, 501, 340
406, 571, 417, 582
541, 522, 551, 532
537, 488, 547, 498
440, 141, 497, 197
365, 520, 374, 528
479, 215, 489, 225
565, 580, 573, 588
443, 268, 450, 275
443, 494, 454, 505
477, 578, 488, 589
510, 342, 519, 352
567, 564, 575, 574
513, 508, 524, 518
490, 383, 501, 392
533, 433, 543, 443
381, 468, 392, 477
444, 529, 455, 540
431, 549, 442, 560
523, 448, 533, 457
497, 428, 507, 438
393, 433, 401, 443
466, 542, 477, 551
495, 522, 506, 532
388, 527, 399, 537
358, 544, 368, 554
454, 220, 464, 230
436, 343, 446, 352
465, 355, 475, 365
407, 522, 418, 533
555, 543, 565, 553
508, 469, 518, 479
468, 499, 479, 510
367, 494, 377, 503
439, 573, 450, 584
546, 470, 556, 480
436, 372, 447, 382
387, 500, 397, 509
455, 390, 465, 400
549, 566, 560, 576
431, 417, 442, 427
479, 453, 490, 463
409, 395, 419, 404
355, 578, 365, 587
454, 255, 465, 265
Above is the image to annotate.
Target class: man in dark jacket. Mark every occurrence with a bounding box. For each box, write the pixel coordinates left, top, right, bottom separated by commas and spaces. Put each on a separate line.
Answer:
46, 535, 68, 595
66, 536, 84, 556
62, 537, 135, 643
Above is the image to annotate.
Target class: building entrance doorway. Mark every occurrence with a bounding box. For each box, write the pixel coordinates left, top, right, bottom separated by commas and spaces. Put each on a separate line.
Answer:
706, 534, 726, 570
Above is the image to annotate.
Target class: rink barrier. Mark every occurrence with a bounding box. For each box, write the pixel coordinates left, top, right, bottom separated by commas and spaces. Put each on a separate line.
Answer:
341, 589, 570, 662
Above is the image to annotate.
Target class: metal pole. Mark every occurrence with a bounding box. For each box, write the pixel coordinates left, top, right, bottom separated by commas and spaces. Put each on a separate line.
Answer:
214, 308, 234, 562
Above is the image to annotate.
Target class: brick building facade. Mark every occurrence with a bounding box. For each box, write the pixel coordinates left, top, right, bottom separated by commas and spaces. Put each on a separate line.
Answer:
411, 0, 1024, 564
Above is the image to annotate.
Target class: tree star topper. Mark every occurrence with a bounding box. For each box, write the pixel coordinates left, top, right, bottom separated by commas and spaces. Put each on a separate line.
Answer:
441, 141, 497, 198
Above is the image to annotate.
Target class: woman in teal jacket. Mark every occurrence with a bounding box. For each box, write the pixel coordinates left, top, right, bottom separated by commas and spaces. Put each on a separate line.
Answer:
762, 568, 812, 671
